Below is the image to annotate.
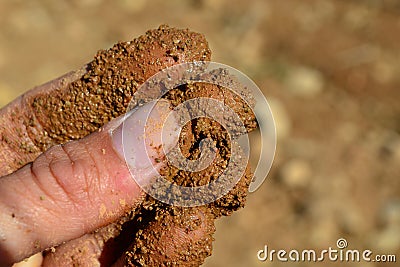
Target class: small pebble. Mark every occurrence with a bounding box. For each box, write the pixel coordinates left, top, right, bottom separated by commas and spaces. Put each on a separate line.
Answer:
286, 66, 324, 97
280, 158, 312, 188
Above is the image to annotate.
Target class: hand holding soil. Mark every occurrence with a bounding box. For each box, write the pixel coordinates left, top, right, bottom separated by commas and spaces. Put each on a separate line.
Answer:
0, 26, 257, 266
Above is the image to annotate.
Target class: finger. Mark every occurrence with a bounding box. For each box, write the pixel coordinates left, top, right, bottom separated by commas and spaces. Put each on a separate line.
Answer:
0, 68, 85, 176
41, 207, 215, 267
0, 100, 178, 266
0, 25, 211, 175
42, 221, 125, 266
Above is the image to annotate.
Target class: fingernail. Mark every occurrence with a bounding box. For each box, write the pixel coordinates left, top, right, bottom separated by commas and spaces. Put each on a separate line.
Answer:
111, 100, 179, 172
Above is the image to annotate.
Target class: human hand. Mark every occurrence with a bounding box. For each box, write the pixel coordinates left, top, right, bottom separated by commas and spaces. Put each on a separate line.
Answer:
0, 26, 214, 266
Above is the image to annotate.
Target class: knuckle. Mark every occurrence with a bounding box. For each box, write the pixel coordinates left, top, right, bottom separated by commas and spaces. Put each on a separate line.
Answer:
45, 144, 102, 208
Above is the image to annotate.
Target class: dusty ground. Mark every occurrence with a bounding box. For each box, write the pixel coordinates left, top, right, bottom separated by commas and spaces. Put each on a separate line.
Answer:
0, 0, 399, 266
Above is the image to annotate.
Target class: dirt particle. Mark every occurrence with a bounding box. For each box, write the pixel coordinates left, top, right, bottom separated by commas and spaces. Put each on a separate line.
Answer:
34, 240, 41, 249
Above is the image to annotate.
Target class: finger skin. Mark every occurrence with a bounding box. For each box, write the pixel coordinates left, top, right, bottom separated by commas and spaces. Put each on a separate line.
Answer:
42, 222, 124, 267
0, 123, 142, 266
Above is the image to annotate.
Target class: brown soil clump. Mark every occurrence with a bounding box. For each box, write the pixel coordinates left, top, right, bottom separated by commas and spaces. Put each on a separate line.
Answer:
21, 25, 257, 266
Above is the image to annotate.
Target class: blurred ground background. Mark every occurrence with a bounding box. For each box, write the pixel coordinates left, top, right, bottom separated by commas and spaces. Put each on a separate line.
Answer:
0, 0, 399, 266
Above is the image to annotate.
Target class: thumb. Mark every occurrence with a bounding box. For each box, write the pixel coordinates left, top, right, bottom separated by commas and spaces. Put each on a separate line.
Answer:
0, 100, 177, 266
